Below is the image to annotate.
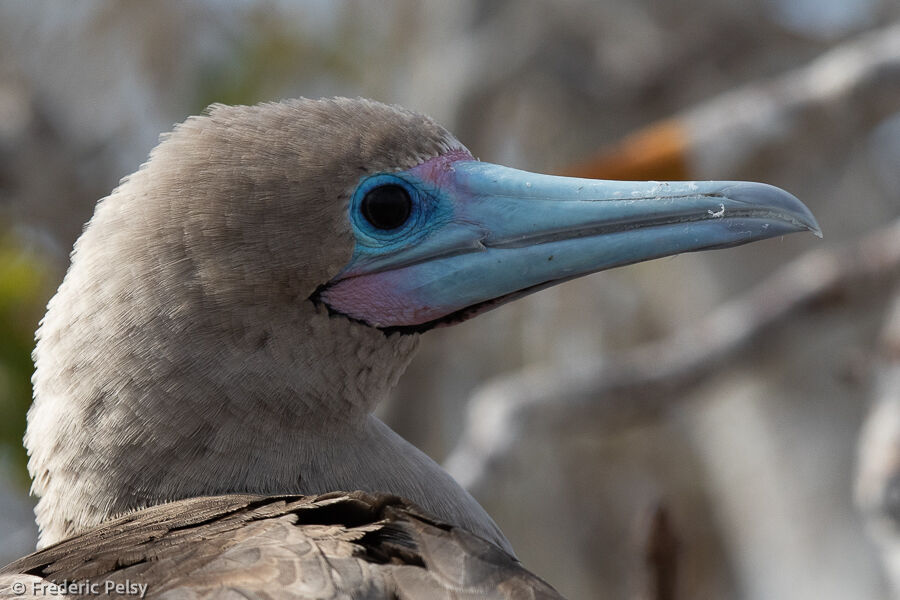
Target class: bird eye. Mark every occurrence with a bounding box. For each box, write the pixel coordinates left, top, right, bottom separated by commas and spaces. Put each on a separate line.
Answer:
361, 184, 412, 230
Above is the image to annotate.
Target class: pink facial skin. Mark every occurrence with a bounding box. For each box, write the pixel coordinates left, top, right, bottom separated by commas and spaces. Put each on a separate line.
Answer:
406, 149, 474, 186
320, 268, 445, 327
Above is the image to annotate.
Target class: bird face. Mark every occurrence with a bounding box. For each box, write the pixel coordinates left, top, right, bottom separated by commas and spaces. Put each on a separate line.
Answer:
317, 140, 819, 332
137, 99, 815, 334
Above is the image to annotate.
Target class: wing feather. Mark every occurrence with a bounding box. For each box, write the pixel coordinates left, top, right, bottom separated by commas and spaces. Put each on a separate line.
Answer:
0, 493, 564, 600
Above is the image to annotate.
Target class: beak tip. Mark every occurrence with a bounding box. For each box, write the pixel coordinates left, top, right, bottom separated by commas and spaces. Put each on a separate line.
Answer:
724, 181, 822, 239
799, 211, 823, 240
797, 208, 823, 238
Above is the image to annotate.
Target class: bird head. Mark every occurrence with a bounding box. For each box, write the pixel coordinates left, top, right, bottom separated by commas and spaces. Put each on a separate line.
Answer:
27, 97, 819, 547
36, 97, 821, 411
303, 102, 819, 333
103, 97, 819, 338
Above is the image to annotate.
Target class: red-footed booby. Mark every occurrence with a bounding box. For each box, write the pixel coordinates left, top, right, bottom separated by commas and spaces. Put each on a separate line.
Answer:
0, 98, 818, 598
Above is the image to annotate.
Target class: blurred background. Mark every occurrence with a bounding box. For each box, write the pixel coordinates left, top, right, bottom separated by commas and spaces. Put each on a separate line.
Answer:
1, 1, 900, 598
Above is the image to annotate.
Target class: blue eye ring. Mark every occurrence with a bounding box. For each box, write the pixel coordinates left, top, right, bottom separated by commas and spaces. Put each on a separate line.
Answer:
350, 174, 424, 245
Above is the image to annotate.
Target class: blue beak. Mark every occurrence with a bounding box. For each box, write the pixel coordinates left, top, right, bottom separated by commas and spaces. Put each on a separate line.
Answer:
320, 160, 820, 331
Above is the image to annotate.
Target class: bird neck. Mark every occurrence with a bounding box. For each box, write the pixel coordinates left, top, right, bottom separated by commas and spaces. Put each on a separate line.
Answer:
30, 290, 512, 553
28, 233, 423, 544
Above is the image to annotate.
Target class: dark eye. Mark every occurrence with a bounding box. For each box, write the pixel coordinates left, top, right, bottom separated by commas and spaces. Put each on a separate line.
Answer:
361, 184, 412, 230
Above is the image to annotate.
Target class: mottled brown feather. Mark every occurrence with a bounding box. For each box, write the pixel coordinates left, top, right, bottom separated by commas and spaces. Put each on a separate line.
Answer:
0, 492, 563, 599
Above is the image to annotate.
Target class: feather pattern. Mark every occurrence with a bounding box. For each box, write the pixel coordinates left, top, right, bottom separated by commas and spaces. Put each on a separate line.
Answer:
0, 492, 563, 599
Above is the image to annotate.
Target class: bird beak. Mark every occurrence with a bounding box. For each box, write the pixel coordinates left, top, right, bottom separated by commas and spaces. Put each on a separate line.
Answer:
320, 160, 820, 331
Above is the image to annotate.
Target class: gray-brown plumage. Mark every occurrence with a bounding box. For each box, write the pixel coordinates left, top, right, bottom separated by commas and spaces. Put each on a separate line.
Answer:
2, 493, 561, 599
0, 96, 817, 599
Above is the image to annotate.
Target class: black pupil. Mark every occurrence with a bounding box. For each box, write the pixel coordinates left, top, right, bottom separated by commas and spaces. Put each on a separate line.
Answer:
361, 184, 412, 230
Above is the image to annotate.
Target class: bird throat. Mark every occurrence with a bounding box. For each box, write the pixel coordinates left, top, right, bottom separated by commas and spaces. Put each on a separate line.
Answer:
27, 273, 426, 546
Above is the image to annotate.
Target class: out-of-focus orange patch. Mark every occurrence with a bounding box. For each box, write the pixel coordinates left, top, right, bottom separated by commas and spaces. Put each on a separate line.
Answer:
562, 119, 690, 181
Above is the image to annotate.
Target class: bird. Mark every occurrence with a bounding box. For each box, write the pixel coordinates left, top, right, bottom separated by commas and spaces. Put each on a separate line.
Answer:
0, 97, 818, 598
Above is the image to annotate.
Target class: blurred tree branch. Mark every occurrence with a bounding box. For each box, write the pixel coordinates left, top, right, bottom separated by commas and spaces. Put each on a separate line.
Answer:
641, 505, 679, 600
855, 283, 900, 595
446, 217, 900, 492
446, 21, 900, 499
565, 21, 900, 180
